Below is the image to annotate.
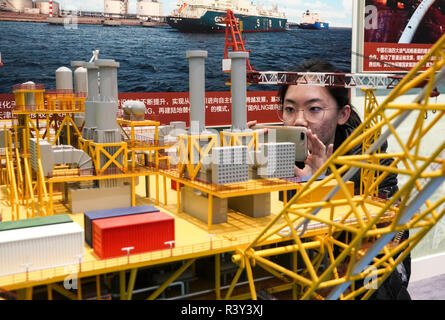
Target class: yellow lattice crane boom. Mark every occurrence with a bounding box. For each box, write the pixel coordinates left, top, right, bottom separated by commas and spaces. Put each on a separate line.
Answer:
228, 33, 445, 300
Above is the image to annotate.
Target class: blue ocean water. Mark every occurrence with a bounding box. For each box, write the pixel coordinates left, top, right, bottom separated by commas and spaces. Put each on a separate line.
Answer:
0, 21, 351, 94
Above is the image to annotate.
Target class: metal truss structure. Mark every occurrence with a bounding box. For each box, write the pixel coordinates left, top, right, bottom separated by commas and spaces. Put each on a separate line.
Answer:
247, 71, 403, 89
227, 34, 445, 300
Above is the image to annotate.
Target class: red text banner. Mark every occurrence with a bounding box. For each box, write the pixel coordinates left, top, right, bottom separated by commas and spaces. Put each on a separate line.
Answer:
363, 42, 433, 72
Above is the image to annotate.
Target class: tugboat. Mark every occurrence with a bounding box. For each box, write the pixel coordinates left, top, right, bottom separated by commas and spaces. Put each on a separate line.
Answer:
298, 10, 329, 30
166, 0, 287, 33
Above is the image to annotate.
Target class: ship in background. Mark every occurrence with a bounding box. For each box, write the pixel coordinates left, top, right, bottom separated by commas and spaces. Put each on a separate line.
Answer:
298, 10, 329, 30
166, 0, 287, 32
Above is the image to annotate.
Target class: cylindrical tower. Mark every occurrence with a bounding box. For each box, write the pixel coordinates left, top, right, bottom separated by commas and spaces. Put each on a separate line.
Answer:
229, 51, 249, 132
81, 62, 99, 139
70, 62, 88, 96
1, 0, 32, 12
55, 66, 73, 92
95, 59, 120, 131
136, 0, 163, 17
104, 0, 128, 16
74, 67, 88, 95
96, 59, 119, 103
186, 50, 207, 134
34, 1, 60, 15
84, 63, 100, 102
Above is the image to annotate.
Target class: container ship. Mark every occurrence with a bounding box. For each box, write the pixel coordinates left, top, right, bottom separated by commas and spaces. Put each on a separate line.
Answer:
166, 0, 287, 32
298, 10, 329, 30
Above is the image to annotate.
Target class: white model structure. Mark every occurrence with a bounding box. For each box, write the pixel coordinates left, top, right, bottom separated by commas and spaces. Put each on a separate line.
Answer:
0, 222, 84, 276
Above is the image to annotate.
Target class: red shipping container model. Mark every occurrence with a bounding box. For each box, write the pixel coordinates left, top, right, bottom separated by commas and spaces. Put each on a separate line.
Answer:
92, 212, 175, 259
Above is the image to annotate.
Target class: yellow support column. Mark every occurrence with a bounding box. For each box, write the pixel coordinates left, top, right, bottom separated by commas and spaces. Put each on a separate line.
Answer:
25, 287, 33, 300
155, 174, 159, 205
47, 284, 53, 300
177, 182, 181, 214
215, 254, 221, 300
126, 268, 138, 300
147, 259, 196, 300
131, 176, 136, 206
96, 275, 102, 300
120, 270, 126, 300
208, 194, 213, 230
163, 175, 167, 205
77, 277, 82, 300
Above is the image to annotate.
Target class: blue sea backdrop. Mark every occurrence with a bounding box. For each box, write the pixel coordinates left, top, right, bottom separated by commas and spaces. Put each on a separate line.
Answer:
0, 21, 351, 94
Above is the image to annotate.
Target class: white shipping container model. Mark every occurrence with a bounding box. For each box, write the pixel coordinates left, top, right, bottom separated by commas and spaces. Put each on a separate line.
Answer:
0, 222, 84, 276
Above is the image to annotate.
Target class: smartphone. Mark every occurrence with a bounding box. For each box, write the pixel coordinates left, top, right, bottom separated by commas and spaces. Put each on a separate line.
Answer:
253, 125, 308, 162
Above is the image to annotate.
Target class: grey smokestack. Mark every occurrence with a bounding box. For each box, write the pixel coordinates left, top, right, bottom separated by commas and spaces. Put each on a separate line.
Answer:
229, 51, 249, 132
83, 62, 100, 132
95, 59, 120, 103
186, 50, 208, 134
84, 62, 100, 101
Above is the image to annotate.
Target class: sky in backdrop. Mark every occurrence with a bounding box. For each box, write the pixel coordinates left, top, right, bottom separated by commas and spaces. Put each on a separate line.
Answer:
56, 0, 354, 27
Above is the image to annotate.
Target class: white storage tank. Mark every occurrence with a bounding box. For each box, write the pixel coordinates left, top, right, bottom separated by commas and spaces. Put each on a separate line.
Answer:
0, 0, 32, 12
137, 0, 162, 17
56, 66, 73, 92
74, 66, 88, 96
0, 222, 84, 276
34, 1, 60, 15
104, 0, 128, 16
24, 7, 40, 14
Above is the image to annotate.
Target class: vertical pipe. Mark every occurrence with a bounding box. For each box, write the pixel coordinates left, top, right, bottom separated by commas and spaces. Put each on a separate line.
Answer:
163, 176, 167, 205
127, 268, 138, 300
94, 59, 120, 131
215, 254, 221, 300
229, 51, 249, 132
208, 194, 213, 230
84, 63, 100, 102
292, 251, 298, 299
77, 278, 82, 300
156, 174, 159, 205
120, 270, 126, 300
96, 275, 102, 300
83, 63, 99, 133
25, 287, 33, 300
245, 258, 257, 300
47, 284, 53, 300
131, 176, 136, 206
96, 59, 119, 103
177, 183, 181, 214
186, 50, 208, 134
